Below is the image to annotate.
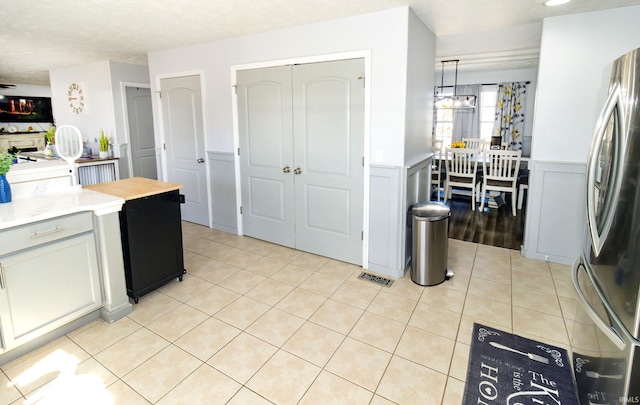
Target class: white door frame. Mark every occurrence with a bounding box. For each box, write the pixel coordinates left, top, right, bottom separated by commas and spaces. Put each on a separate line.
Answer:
231, 51, 372, 268
155, 70, 212, 227
120, 81, 153, 179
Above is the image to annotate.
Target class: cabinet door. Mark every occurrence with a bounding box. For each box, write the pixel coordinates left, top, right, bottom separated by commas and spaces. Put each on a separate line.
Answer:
0, 233, 101, 350
120, 191, 184, 298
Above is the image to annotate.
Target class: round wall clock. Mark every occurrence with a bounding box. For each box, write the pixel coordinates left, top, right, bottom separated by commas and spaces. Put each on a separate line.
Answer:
67, 81, 85, 114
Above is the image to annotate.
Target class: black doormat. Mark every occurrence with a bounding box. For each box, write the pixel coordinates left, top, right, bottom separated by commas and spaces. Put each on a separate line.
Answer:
463, 323, 579, 404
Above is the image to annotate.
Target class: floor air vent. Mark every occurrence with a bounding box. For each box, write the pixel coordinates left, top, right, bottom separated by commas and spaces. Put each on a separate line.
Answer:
358, 272, 394, 287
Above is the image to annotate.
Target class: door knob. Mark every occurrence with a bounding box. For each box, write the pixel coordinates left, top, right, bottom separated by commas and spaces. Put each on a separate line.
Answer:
294, 168, 302, 175
283, 166, 291, 173
197, 158, 204, 163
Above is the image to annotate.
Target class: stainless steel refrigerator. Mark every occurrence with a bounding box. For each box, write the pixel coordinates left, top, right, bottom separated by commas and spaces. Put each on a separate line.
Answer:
572, 48, 640, 404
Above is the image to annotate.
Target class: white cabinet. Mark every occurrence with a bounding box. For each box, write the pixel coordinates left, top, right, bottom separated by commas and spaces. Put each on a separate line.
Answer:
77, 159, 120, 186
0, 212, 101, 353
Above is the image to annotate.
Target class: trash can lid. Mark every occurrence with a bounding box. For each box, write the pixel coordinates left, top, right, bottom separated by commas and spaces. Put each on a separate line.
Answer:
412, 201, 450, 220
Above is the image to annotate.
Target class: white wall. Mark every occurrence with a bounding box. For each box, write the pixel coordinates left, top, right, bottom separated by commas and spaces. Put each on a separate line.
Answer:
0, 84, 51, 98
147, 7, 435, 277
50, 61, 115, 149
404, 9, 436, 166
49, 61, 149, 159
148, 7, 415, 166
523, 5, 640, 264
436, 23, 542, 61
532, 6, 640, 163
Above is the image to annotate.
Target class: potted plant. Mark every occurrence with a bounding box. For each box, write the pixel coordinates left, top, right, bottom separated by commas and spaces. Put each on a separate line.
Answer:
44, 127, 56, 156
99, 130, 109, 158
0, 151, 13, 203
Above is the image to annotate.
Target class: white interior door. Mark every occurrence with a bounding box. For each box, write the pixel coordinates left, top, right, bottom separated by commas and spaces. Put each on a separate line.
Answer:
237, 59, 364, 265
292, 60, 364, 264
160, 75, 208, 225
126, 86, 157, 180
237, 66, 295, 247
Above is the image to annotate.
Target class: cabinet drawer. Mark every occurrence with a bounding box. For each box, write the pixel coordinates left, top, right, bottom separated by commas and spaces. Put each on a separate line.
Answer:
0, 212, 93, 256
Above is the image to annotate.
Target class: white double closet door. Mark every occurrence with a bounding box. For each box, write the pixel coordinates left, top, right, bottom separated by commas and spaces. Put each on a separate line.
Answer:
237, 59, 364, 265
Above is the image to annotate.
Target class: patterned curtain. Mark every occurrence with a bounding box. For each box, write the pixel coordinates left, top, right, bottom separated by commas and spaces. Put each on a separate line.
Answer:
494, 82, 528, 150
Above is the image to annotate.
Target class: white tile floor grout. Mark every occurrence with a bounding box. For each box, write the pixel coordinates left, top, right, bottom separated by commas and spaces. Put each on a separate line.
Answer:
0, 222, 579, 404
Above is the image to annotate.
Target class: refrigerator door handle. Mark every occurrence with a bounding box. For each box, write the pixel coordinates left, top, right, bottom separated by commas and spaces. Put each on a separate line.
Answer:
572, 258, 626, 350
586, 82, 625, 256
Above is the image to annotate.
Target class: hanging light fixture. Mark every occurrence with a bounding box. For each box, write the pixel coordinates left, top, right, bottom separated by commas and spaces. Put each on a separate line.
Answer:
434, 59, 476, 109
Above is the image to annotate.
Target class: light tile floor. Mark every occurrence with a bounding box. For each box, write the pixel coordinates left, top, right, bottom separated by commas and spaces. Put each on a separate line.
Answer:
0, 222, 578, 404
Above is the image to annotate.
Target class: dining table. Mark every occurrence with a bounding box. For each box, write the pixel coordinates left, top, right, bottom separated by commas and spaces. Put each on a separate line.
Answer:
433, 150, 530, 209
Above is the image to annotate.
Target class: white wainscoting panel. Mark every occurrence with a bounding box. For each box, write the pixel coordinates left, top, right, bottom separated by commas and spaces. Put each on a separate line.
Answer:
368, 155, 432, 279
404, 155, 432, 270
522, 160, 586, 265
208, 151, 238, 233
368, 165, 403, 277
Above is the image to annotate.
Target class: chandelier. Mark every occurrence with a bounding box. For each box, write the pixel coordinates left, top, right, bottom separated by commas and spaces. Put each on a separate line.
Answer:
434, 59, 476, 109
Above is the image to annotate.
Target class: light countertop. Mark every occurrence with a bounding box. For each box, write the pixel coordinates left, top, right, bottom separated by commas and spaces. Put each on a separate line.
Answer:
1, 160, 125, 230
84, 177, 182, 201
0, 189, 124, 230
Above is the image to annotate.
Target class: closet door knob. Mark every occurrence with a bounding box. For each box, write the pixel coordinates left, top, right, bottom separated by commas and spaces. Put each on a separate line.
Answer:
294, 168, 302, 175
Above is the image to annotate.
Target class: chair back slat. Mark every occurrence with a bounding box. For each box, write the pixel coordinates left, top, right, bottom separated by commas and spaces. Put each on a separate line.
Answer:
462, 138, 488, 151
484, 150, 521, 184
444, 147, 482, 210
447, 148, 479, 178
479, 149, 522, 216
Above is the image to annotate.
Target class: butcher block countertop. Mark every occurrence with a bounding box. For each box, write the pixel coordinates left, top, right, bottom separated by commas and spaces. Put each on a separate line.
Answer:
84, 177, 182, 201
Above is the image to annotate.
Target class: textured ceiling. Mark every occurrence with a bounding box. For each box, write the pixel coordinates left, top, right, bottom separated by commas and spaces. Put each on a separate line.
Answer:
1, 0, 640, 86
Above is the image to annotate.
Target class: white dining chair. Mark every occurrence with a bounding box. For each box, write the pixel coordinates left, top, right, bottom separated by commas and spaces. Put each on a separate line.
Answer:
462, 137, 488, 151
431, 139, 445, 201
479, 149, 522, 216
444, 147, 481, 210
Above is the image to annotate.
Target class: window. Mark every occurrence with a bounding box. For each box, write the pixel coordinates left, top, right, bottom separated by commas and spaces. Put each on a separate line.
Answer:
433, 85, 498, 148
479, 85, 498, 141
433, 103, 453, 148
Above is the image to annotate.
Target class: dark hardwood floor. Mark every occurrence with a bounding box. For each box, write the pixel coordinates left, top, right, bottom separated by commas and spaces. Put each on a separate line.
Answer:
441, 193, 526, 250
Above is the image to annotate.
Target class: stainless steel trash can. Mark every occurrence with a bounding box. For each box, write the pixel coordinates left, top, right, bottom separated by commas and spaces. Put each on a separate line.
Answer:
411, 201, 453, 286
